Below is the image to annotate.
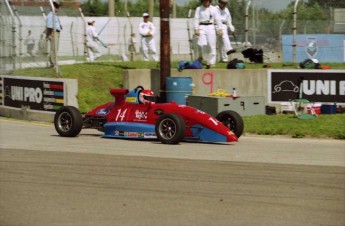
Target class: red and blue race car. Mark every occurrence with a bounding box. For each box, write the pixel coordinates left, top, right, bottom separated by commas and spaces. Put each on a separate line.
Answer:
54, 86, 244, 144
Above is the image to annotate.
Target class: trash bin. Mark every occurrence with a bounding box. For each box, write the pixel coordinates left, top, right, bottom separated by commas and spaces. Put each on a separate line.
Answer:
166, 77, 193, 104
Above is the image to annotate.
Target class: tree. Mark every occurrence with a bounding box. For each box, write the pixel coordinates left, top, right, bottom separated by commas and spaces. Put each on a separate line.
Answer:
277, 1, 328, 35
307, 0, 345, 8
81, 0, 108, 16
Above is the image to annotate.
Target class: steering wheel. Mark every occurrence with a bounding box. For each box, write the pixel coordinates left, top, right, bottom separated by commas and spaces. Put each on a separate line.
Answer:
134, 85, 144, 93
134, 86, 145, 104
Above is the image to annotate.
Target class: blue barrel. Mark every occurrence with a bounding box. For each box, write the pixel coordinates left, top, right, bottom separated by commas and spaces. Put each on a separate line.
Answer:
166, 77, 193, 104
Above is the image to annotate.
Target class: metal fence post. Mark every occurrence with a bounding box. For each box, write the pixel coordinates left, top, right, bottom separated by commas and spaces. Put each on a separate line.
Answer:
78, 7, 87, 62
5, 0, 16, 71
13, 5, 23, 69
48, 0, 60, 75
244, 0, 251, 48
293, 0, 299, 64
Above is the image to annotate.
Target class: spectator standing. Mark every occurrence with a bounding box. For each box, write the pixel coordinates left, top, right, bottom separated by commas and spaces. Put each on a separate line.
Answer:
215, 0, 236, 62
86, 19, 101, 62
24, 30, 35, 57
37, 32, 47, 55
193, 0, 222, 68
46, 1, 62, 68
138, 13, 158, 62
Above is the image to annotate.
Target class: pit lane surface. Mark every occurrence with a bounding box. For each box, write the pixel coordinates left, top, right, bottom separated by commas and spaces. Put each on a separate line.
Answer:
1, 118, 345, 226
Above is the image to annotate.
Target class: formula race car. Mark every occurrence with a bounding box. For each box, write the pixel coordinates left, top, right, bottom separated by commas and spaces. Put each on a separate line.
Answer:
54, 86, 244, 144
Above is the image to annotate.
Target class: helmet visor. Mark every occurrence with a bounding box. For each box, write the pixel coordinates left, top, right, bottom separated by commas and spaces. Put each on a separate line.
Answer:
144, 95, 156, 103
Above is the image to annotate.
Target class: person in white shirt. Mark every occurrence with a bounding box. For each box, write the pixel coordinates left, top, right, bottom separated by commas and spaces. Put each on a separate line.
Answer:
215, 0, 236, 62
25, 30, 35, 57
37, 32, 47, 55
138, 13, 158, 62
193, 0, 222, 68
46, 1, 62, 67
86, 19, 101, 62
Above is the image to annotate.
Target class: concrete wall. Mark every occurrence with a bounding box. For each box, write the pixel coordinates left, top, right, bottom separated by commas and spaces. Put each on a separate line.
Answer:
3, 69, 344, 123
124, 69, 269, 103
2, 69, 268, 123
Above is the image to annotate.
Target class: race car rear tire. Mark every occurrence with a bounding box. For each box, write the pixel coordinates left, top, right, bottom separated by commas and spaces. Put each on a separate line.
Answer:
54, 106, 83, 137
216, 110, 244, 138
155, 113, 185, 144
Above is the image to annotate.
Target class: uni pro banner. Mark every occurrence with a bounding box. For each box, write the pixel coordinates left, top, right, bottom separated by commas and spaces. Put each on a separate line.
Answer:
1, 76, 65, 112
282, 34, 345, 63
268, 70, 345, 104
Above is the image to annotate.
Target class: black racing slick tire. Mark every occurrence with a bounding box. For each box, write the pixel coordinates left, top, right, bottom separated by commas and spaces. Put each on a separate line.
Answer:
155, 113, 186, 144
54, 106, 83, 137
216, 110, 244, 138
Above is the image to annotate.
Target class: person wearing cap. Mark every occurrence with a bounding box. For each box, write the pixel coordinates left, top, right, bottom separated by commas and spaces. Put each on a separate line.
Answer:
193, 0, 222, 69
215, 0, 236, 62
46, 1, 62, 68
86, 19, 101, 62
138, 13, 158, 62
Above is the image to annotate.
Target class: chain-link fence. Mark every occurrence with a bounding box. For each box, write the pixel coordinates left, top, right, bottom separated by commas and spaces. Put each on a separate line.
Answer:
0, 1, 147, 75
0, 1, 85, 74
1, 0, 344, 75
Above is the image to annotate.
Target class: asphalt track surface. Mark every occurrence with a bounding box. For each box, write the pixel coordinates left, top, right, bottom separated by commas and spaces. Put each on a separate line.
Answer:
0, 117, 344, 226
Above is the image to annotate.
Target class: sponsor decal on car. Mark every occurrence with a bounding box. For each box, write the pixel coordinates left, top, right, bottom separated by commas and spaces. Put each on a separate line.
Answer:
125, 97, 137, 103
135, 110, 148, 120
115, 131, 126, 136
127, 132, 138, 137
96, 108, 110, 116
144, 132, 157, 138
115, 131, 125, 136
209, 117, 219, 126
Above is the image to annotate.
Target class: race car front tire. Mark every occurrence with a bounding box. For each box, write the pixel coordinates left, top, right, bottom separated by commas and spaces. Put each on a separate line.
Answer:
216, 110, 244, 138
155, 113, 185, 144
54, 106, 83, 137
